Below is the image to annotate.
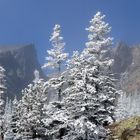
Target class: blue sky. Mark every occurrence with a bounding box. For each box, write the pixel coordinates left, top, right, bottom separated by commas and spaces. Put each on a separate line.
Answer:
0, 0, 139, 64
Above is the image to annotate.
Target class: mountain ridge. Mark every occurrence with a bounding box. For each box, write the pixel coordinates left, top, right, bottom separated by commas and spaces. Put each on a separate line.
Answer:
112, 42, 140, 93
0, 44, 46, 99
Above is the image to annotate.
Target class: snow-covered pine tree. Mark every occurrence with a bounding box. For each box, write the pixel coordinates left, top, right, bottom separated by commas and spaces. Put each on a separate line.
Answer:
3, 97, 9, 130
17, 71, 48, 139
42, 101, 69, 139
48, 74, 66, 101
42, 72, 69, 139
84, 12, 113, 61
0, 66, 6, 140
63, 67, 107, 139
61, 12, 118, 139
42, 24, 68, 74
16, 89, 33, 139
83, 11, 118, 124
4, 99, 14, 140
66, 51, 83, 87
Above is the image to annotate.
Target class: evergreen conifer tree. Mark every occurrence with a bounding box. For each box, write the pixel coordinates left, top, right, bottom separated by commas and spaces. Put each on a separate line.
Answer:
62, 12, 118, 139
17, 71, 48, 139
42, 24, 68, 74
0, 66, 6, 140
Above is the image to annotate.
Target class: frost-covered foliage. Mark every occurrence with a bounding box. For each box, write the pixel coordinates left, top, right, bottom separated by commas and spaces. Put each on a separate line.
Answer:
61, 11, 118, 139
66, 51, 84, 82
1, 12, 120, 140
84, 12, 113, 60
48, 74, 66, 101
62, 117, 107, 140
42, 24, 68, 73
0, 66, 6, 139
10, 96, 19, 139
83, 11, 118, 123
42, 101, 69, 139
16, 72, 48, 139
3, 99, 14, 140
41, 12, 118, 140
62, 66, 109, 139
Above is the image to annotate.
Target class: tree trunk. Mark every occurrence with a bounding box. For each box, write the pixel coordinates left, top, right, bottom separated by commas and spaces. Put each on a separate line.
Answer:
58, 63, 61, 74
58, 89, 61, 101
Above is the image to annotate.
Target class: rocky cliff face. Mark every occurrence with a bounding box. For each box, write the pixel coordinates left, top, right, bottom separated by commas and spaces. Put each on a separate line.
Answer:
0, 44, 45, 99
112, 42, 132, 77
112, 42, 140, 117
112, 42, 140, 93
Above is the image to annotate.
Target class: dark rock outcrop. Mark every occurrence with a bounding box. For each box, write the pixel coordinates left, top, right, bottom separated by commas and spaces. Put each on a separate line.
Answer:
0, 44, 45, 99
112, 42, 132, 77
